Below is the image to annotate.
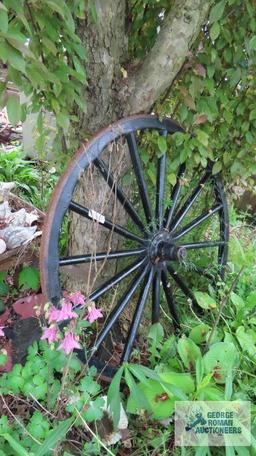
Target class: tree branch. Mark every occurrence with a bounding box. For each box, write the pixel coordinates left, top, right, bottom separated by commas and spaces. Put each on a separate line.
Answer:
124, 0, 211, 114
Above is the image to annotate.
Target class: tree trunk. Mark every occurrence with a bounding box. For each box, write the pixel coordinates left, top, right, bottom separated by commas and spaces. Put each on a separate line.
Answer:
65, 0, 129, 292
65, 0, 211, 294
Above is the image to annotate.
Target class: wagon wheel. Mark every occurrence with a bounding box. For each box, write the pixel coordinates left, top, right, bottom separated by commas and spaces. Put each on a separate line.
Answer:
40, 115, 229, 376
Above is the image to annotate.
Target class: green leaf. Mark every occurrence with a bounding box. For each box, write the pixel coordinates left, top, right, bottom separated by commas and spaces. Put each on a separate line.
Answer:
249, 35, 256, 51
190, 324, 210, 344
203, 342, 240, 384
0, 433, 30, 456
79, 376, 100, 395
73, 55, 86, 80
167, 172, 177, 186
246, 291, 256, 310
194, 291, 217, 309
249, 109, 256, 121
8, 46, 26, 73
230, 292, 244, 308
0, 281, 9, 296
83, 397, 104, 422
56, 112, 70, 130
157, 135, 167, 154
195, 357, 205, 386
3, 0, 23, 14
212, 161, 222, 175
229, 68, 241, 87
209, 0, 226, 24
148, 323, 164, 345
224, 371, 233, 400
6, 94, 21, 125
197, 130, 209, 147
177, 336, 202, 369
107, 365, 124, 428
127, 371, 193, 419
210, 22, 220, 41
0, 8, 8, 32
45, 0, 65, 17
42, 37, 57, 55
125, 368, 149, 412
236, 326, 256, 359
0, 351, 7, 366
235, 447, 250, 456
36, 417, 74, 456
18, 266, 40, 290
89, 0, 98, 22
0, 300, 5, 313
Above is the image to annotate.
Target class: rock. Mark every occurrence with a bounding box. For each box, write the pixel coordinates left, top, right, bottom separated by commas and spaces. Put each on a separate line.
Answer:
9, 208, 27, 226
0, 201, 11, 219
0, 238, 6, 254
0, 182, 16, 199
0, 225, 37, 249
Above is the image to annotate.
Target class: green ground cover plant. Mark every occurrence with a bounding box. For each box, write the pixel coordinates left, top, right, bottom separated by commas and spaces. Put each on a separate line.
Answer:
0, 207, 255, 455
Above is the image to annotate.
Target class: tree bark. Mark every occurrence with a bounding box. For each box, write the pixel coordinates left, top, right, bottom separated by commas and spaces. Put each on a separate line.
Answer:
123, 0, 210, 114
73, 0, 128, 139
66, 0, 129, 291
66, 0, 211, 294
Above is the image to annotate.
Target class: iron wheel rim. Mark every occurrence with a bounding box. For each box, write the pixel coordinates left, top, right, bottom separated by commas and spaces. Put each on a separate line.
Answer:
40, 114, 229, 374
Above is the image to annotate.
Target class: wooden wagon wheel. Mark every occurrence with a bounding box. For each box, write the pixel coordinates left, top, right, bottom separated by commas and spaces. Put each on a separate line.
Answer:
40, 115, 229, 376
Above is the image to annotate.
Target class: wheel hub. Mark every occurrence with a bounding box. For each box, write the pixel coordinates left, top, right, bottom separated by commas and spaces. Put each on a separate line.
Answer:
149, 230, 187, 264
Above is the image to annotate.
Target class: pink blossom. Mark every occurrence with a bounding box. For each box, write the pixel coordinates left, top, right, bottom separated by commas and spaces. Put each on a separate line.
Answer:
0, 326, 5, 337
86, 302, 103, 323
195, 63, 206, 77
68, 291, 86, 306
41, 326, 59, 343
58, 332, 81, 355
6, 275, 14, 285
48, 301, 77, 323
48, 306, 61, 323
58, 301, 77, 321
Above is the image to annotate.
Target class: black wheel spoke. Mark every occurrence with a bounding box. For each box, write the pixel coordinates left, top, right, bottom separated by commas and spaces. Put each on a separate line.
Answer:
152, 269, 161, 323
126, 132, 153, 224
87, 257, 148, 304
94, 157, 146, 232
69, 201, 146, 244
121, 267, 154, 362
156, 152, 166, 228
172, 204, 223, 241
167, 264, 200, 311
161, 270, 180, 328
93, 264, 150, 352
215, 176, 229, 279
168, 168, 212, 232
165, 163, 186, 229
59, 247, 146, 266
179, 240, 225, 250
190, 266, 216, 281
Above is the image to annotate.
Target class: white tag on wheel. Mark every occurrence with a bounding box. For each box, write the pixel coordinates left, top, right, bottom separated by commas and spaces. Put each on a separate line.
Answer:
88, 209, 105, 224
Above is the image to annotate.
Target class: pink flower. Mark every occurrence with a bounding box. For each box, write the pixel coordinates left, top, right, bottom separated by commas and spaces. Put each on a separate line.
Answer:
6, 275, 14, 285
85, 302, 103, 323
58, 301, 78, 321
0, 326, 5, 337
58, 332, 81, 355
48, 306, 61, 323
41, 326, 59, 343
48, 301, 77, 323
68, 291, 86, 306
